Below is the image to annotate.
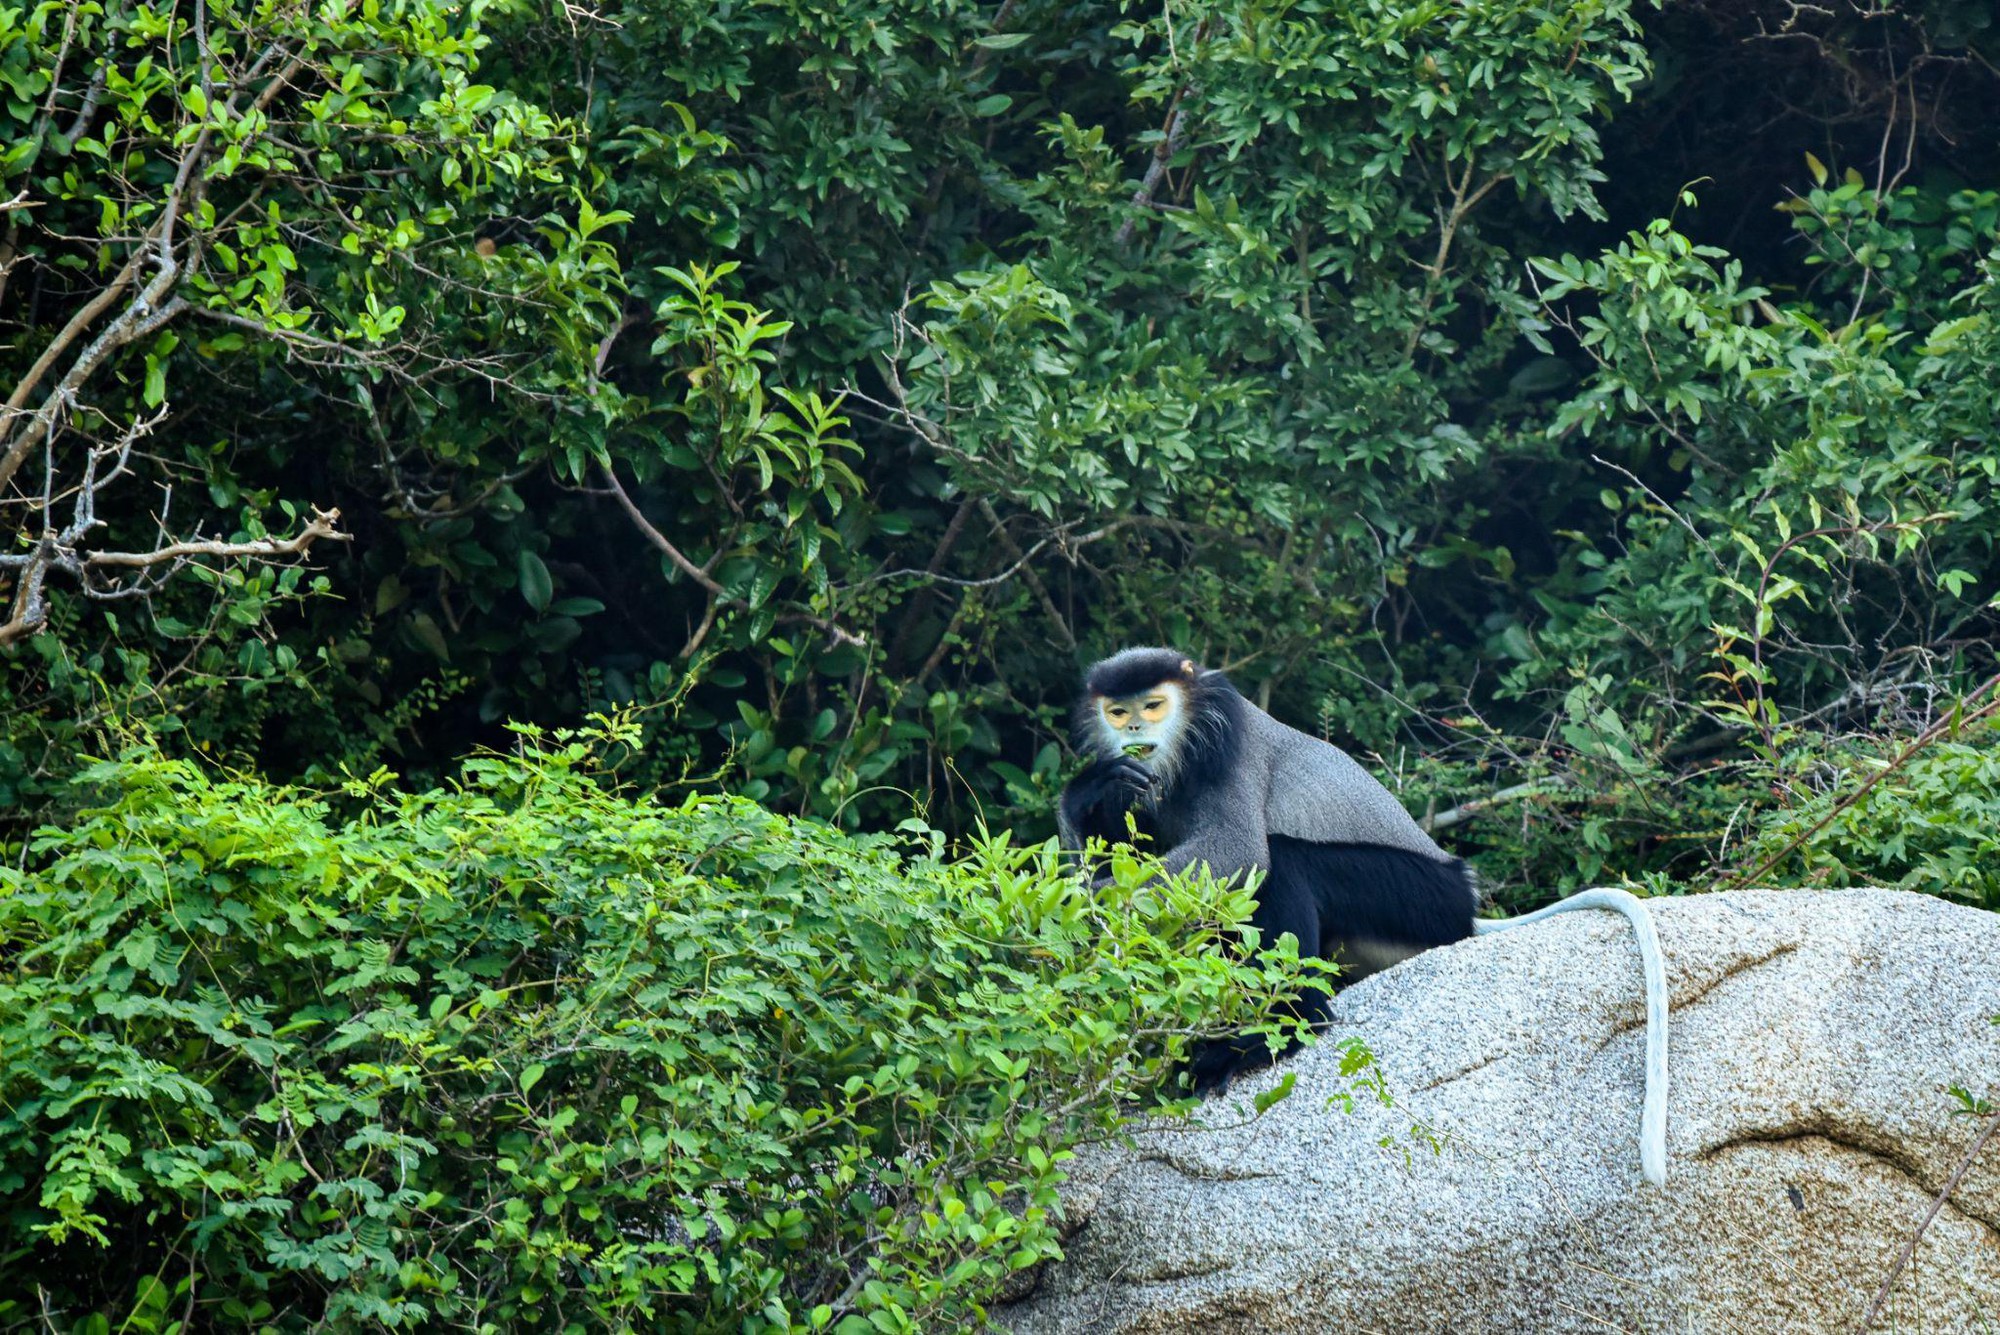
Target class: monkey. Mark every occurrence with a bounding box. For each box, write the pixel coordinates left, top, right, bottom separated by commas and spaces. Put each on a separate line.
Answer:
1057, 647, 1670, 1186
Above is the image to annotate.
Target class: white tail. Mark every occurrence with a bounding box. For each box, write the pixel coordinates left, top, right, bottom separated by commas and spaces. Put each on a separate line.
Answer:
1472, 887, 1669, 1186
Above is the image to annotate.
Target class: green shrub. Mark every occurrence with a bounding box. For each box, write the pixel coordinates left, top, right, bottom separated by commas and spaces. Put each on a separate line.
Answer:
1737, 730, 2000, 910
0, 722, 1311, 1331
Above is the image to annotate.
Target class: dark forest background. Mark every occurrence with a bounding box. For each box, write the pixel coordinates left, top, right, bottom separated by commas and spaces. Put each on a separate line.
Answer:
2, 1, 1998, 1325
6, 0, 2000, 904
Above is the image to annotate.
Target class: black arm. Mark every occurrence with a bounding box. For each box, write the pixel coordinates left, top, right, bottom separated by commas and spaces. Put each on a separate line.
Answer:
1057, 755, 1156, 850
1184, 857, 1330, 1093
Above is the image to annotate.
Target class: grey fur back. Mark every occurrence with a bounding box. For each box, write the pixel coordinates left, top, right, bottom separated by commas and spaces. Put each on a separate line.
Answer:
1247, 704, 1452, 860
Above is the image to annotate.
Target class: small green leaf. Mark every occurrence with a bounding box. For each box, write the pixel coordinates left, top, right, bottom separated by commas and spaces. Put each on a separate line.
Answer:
407, 611, 451, 661
1498, 624, 1535, 661
1254, 1071, 1297, 1113
518, 551, 553, 613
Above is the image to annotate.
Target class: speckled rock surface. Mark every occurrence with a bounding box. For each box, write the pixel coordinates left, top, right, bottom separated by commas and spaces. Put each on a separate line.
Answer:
998, 889, 2000, 1334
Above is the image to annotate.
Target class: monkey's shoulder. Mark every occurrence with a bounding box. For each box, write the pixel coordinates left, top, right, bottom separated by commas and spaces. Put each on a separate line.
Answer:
1255, 718, 1447, 858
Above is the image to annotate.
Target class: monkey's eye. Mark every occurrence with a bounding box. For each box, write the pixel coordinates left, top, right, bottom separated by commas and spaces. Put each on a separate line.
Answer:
1105, 705, 1130, 722
1141, 696, 1169, 718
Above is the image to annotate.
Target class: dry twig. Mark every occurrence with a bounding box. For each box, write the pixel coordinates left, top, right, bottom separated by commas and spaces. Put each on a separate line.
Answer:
1856, 1109, 2000, 1331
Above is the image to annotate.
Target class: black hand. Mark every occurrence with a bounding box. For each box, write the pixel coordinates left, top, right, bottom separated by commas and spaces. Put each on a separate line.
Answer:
1071, 755, 1152, 815
1096, 755, 1154, 808
1059, 755, 1156, 845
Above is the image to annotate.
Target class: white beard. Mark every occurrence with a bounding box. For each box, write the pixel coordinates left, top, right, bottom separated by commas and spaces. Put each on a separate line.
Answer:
1091, 684, 1192, 787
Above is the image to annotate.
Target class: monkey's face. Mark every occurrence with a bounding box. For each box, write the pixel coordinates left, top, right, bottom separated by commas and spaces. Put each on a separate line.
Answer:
1095, 682, 1186, 767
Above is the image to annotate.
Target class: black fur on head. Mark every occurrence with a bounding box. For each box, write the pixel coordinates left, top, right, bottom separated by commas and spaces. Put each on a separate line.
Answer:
1084, 646, 1200, 702
1076, 647, 1244, 796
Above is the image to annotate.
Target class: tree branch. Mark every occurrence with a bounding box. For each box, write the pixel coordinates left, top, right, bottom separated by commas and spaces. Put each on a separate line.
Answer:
0, 241, 152, 491
1113, 17, 1214, 247
1857, 1109, 2000, 1331
1, 39, 309, 494
1418, 779, 1568, 834
978, 498, 1074, 650
0, 507, 348, 649
1403, 155, 1511, 359
598, 462, 730, 598
598, 462, 864, 654
1716, 667, 2000, 892
79, 508, 348, 570
884, 495, 978, 667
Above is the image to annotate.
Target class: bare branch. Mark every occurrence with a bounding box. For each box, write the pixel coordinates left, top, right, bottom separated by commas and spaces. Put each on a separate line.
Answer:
0, 507, 348, 649
1419, 779, 1568, 834
0, 239, 153, 490
190, 304, 561, 402
598, 463, 730, 598
598, 463, 864, 654
978, 498, 1074, 650
80, 508, 349, 570
1858, 1109, 2000, 1331
61, 65, 107, 143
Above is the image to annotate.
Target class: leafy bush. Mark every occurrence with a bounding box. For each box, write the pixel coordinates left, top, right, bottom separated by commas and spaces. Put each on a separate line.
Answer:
1736, 728, 2000, 910
7, 0, 2000, 914
0, 722, 1312, 1330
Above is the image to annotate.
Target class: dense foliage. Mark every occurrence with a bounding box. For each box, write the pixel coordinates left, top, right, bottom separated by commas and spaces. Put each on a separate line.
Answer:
5, 0, 1999, 1322
0, 722, 1325, 1329
8, 0, 1998, 906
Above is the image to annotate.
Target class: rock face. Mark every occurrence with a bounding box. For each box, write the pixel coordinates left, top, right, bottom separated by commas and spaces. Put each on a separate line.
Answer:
1000, 889, 2000, 1334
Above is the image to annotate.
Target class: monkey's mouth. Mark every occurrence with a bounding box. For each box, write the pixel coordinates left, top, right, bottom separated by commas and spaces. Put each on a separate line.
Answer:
1122, 743, 1157, 759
